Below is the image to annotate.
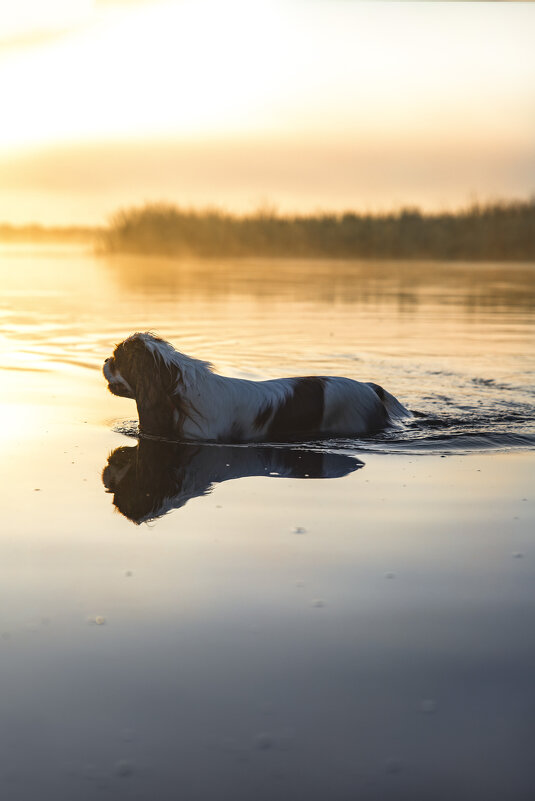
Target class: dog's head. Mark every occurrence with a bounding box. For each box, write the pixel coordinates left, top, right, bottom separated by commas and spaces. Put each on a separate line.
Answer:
103, 333, 179, 436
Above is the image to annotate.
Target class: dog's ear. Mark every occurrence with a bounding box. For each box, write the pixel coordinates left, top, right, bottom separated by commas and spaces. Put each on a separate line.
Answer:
134, 352, 177, 437
116, 336, 176, 437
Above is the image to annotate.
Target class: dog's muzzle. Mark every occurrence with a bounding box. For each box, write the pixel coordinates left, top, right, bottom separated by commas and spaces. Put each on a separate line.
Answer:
103, 358, 135, 399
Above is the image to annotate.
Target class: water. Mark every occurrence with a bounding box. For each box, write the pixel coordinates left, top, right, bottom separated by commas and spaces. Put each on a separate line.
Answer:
1, 244, 534, 801
2, 244, 534, 453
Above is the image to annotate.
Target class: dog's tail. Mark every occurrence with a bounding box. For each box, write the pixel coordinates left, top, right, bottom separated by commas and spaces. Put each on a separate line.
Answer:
368, 383, 411, 424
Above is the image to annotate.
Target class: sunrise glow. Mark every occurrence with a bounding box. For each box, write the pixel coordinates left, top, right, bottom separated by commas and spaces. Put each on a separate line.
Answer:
0, 0, 534, 222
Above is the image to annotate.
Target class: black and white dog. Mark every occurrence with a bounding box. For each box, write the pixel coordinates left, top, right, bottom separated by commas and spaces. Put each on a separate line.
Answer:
103, 332, 410, 442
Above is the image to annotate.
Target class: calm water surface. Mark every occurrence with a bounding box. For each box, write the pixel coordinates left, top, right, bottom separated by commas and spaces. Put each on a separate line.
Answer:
2, 244, 534, 451
1, 244, 534, 800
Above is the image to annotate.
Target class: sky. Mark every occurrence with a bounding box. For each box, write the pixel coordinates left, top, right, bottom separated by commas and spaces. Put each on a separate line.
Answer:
0, 0, 534, 225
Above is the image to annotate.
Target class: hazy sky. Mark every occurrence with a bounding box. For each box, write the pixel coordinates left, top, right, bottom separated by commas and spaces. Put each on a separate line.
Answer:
0, 0, 533, 224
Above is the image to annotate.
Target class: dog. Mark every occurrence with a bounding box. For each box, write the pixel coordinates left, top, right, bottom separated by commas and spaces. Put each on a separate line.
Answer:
103, 332, 410, 442
102, 439, 363, 523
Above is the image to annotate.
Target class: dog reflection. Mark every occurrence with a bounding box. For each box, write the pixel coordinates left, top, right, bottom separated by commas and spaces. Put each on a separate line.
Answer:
102, 439, 363, 524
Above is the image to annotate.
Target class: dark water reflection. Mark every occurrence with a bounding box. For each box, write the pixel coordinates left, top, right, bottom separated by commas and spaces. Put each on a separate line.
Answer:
103, 439, 362, 523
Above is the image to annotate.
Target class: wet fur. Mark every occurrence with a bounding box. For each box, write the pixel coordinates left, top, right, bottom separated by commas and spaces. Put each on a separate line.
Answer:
103, 332, 410, 442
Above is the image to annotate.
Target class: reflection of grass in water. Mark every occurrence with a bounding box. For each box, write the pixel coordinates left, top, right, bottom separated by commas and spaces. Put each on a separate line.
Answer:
99, 200, 535, 260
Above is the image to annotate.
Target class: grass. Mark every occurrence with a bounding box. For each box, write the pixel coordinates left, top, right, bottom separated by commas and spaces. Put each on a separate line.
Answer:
99, 199, 535, 260
2, 199, 534, 260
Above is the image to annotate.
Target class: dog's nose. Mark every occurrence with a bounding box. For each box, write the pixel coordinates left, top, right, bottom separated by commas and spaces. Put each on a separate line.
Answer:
104, 357, 110, 363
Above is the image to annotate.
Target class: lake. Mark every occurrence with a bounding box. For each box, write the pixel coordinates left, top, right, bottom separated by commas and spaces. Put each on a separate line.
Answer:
1, 244, 534, 800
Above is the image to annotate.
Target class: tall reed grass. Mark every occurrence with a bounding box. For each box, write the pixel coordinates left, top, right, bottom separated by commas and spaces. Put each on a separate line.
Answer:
99, 200, 535, 260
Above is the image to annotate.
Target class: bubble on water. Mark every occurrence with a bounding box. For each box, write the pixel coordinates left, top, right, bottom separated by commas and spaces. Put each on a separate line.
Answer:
87, 615, 107, 626
115, 759, 133, 777
311, 598, 325, 608
255, 732, 273, 750
292, 526, 307, 534
384, 758, 402, 774
420, 698, 437, 714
